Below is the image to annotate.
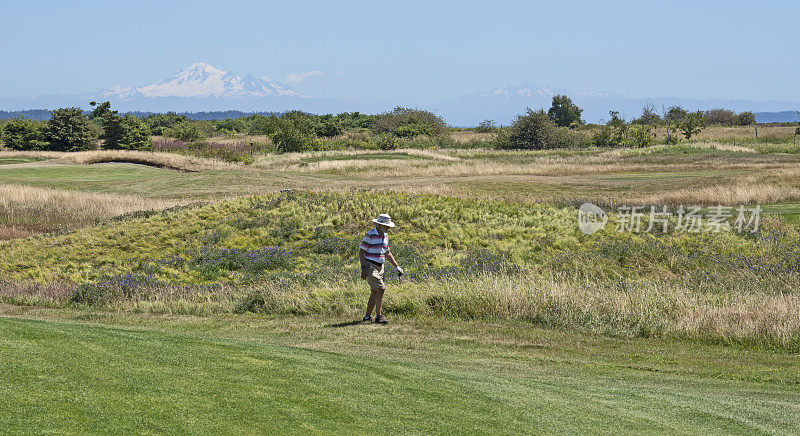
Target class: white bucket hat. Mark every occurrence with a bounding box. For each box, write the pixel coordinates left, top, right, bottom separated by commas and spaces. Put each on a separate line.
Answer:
372, 213, 395, 228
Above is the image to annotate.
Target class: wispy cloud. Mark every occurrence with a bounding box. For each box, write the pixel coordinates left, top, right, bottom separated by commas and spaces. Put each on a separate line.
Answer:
285, 70, 323, 84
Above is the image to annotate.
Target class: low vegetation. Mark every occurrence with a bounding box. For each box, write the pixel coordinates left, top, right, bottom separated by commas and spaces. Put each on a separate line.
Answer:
0, 183, 180, 237
1, 190, 799, 351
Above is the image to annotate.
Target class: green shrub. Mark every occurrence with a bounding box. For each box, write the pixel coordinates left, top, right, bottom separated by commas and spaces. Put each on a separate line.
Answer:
144, 112, 188, 136
499, 108, 585, 150
102, 114, 152, 151
393, 123, 432, 138
1, 117, 48, 150
272, 113, 317, 153
315, 121, 342, 138
245, 115, 280, 135
272, 123, 315, 153
680, 111, 706, 140
165, 123, 204, 142
628, 124, 654, 148
372, 107, 448, 138
736, 111, 756, 126
592, 125, 615, 148
215, 118, 247, 133
547, 94, 583, 127
474, 120, 496, 133
44, 107, 97, 151
376, 133, 398, 150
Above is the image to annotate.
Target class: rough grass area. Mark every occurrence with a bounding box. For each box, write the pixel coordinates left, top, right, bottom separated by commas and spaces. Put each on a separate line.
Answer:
0, 183, 180, 237
0, 150, 239, 172
2, 191, 799, 349
1, 311, 798, 434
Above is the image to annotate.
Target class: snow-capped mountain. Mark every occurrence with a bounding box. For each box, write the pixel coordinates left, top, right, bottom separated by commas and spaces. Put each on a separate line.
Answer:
103, 63, 301, 99
2, 66, 799, 124
480, 83, 616, 100
431, 82, 800, 125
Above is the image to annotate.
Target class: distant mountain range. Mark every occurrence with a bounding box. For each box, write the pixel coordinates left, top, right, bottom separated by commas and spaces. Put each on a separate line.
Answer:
1, 63, 798, 125
103, 63, 300, 99
430, 83, 800, 125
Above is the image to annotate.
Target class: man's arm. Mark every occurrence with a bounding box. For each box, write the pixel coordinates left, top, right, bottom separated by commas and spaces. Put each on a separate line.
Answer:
385, 251, 399, 268
359, 249, 368, 279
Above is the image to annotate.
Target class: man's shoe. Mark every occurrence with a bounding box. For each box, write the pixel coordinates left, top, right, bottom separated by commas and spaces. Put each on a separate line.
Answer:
374, 315, 388, 324
363, 316, 372, 322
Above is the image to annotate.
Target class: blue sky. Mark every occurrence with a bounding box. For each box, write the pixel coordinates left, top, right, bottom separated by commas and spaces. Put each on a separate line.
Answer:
1, 0, 797, 104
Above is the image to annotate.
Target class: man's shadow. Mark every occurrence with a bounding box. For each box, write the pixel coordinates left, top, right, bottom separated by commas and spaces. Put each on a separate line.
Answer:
326, 320, 364, 328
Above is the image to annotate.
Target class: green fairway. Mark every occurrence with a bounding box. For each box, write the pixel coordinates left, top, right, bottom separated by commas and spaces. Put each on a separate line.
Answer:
0, 156, 45, 165
1, 311, 799, 434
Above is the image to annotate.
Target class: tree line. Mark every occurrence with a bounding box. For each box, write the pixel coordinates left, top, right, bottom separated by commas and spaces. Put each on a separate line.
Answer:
0, 98, 768, 153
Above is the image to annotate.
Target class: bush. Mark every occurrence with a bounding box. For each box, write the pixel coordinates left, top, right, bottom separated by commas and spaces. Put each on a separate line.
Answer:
1, 117, 48, 150
315, 121, 342, 138
144, 112, 187, 136
680, 111, 706, 140
704, 108, 736, 126
665, 106, 687, 124
215, 118, 247, 133
628, 124, 654, 148
547, 94, 583, 127
592, 125, 615, 148
245, 114, 280, 135
475, 119, 496, 133
392, 123, 433, 138
631, 105, 661, 125
736, 111, 756, 126
165, 123, 204, 142
102, 114, 152, 151
499, 108, 584, 150
372, 107, 447, 138
272, 116, 316, 153
44, 107, 97, 151
376, 133, 398, 150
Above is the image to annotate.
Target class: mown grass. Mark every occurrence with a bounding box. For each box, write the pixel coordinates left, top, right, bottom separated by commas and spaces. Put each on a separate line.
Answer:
1, 310, 799, 434
0, 156, 45, 165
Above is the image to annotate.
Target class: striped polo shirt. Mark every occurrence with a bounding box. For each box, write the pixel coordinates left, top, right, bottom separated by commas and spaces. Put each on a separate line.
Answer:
359, 227, 389, 264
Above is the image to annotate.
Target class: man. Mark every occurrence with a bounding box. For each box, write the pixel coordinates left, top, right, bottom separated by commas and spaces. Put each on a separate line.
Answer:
359, 213, 403, 324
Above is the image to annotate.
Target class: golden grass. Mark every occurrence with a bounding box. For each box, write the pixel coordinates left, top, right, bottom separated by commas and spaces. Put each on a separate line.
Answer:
0, 150, 240, 172
450, 131, 496, 144
577, 125, 796, 142
38, 272, 796, 349
616, 142, 758, 155
0, 183, 181, 237
62, 150, 239, 171
460, 274, 800, 348
254, 148, 459, 169
639, 183, 800, 206
693, 125, 795, 141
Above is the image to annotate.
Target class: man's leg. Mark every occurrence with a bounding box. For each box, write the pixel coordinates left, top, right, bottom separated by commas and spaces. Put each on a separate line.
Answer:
374, 287, 386, 316
365, 289, 379, 318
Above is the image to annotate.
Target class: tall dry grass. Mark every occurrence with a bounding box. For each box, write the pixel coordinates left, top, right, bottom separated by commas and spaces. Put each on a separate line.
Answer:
0, 150, 239, 171
450, 131, 497, 144
23, 272, 795, 350
62, 150, 239, 171
254, 148, 459, 169
639, 183, 800, 206
0, 184, 181, 237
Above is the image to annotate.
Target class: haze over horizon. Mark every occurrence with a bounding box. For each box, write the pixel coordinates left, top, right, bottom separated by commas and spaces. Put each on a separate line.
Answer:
2, 0, 798, 107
